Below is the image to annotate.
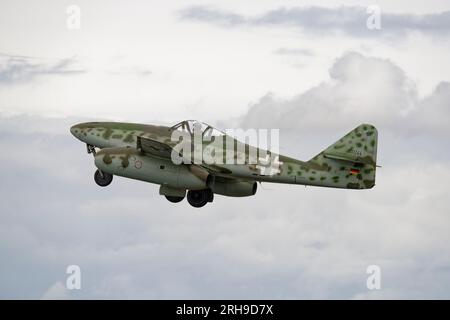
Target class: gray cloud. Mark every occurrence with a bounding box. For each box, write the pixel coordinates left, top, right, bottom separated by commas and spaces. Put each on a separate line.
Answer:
0, 53, 86, 85
179, 5, 246, 27
1, 53, 450, 298
179, 6, 450, 38
1, 103, 450, 298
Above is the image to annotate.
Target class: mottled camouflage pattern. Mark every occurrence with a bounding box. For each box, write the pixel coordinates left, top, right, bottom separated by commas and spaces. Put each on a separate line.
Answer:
71, 122, 377, 190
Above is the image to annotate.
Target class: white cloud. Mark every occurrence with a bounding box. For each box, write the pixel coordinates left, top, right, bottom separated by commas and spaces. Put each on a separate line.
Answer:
239, 51, 450, 135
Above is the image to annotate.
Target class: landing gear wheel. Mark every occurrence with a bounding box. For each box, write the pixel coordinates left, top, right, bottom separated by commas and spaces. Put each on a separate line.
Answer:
187, 190, 209, 208
165, 195, 184, 203
206, 189, 214, 202
94, 169, 113, 187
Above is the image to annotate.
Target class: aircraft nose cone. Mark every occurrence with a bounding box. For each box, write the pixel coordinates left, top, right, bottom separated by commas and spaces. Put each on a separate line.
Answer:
70, 124, 82, 140
70, 125, 77, 136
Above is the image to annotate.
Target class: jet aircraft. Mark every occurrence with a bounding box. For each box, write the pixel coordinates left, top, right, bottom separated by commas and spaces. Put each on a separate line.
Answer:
70, 120, 378, 208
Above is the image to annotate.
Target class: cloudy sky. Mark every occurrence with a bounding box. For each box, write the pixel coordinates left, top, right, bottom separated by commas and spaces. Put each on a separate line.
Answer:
1, 0, 450, 299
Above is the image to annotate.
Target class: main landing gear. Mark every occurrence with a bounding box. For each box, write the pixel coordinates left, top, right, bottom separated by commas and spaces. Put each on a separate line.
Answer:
163, 189, 213, 208
186, 189, 214, 208
165, 195, 184, 203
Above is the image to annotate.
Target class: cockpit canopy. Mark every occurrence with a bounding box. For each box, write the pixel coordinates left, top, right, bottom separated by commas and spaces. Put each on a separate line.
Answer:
171, 120, 225, 139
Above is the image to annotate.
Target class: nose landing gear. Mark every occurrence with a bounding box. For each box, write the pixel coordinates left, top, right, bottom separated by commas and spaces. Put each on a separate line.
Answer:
87, 144, 97, 155
88, 144, 113, 187
94, 169, 113, 187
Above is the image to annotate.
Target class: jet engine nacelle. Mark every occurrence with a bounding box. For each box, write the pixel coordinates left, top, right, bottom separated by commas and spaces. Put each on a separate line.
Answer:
207, 176, 257, 197
94, 147, 207, 190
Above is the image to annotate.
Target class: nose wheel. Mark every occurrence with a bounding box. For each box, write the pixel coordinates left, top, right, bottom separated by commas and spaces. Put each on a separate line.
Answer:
94, 169, 113, 187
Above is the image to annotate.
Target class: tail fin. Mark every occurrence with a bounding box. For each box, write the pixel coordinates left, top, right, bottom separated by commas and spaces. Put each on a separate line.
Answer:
308, 124, 378, 189
322, 124, 378, 166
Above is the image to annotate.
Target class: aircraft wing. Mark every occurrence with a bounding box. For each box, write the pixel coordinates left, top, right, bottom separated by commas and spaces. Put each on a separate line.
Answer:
137, 136, 174, 159
200, 163, 233, 175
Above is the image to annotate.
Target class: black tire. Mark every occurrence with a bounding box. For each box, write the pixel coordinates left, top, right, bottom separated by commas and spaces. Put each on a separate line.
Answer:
206, 189, 214, 202
187, 190, 208, 208
165, 195, 184, 203
94, 169, 113, 187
